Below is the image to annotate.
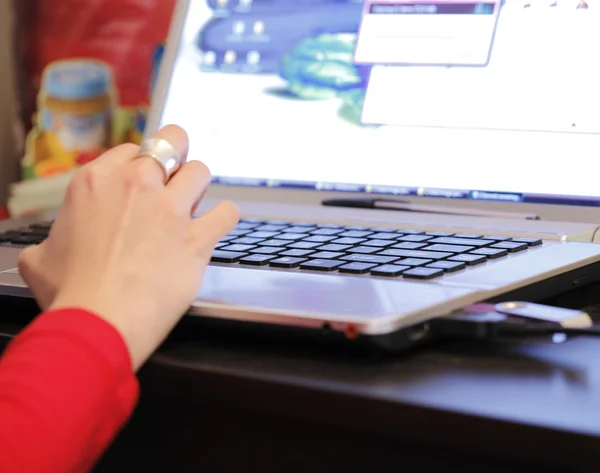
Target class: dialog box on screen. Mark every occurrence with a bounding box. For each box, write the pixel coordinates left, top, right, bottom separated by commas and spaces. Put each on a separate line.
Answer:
354, 0, 502, 66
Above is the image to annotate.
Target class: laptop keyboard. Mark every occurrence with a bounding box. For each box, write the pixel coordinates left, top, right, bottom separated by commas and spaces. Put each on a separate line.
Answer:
215, 219, 542, 280
0, 219, 542, 281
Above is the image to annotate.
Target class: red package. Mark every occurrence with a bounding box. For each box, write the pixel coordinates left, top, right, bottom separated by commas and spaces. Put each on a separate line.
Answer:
21, 0, 176, 127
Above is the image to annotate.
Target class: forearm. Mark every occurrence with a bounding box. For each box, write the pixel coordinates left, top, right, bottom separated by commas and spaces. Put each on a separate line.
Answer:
0, 308, 139, 473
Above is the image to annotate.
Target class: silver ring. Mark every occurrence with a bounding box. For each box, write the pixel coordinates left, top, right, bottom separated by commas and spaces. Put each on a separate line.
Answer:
135, 138, 182, 182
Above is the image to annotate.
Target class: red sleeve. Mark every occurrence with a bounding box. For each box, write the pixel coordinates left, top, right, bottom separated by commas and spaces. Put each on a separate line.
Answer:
0, 308, 139, 473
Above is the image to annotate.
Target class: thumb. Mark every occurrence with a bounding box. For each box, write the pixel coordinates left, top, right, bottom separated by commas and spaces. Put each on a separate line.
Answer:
191, 201, 239, 255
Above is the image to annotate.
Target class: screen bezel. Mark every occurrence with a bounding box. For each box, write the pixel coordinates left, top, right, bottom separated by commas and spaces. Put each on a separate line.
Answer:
147, 0, 600, 224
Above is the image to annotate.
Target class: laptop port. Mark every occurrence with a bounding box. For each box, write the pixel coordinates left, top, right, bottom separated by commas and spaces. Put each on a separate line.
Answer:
409, 323, 430, 342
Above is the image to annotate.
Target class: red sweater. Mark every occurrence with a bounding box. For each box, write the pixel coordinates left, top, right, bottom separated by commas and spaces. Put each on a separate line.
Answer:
0, 308, 139, 473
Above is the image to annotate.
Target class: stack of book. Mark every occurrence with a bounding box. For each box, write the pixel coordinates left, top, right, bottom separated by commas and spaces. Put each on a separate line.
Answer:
7, 172, 74, 217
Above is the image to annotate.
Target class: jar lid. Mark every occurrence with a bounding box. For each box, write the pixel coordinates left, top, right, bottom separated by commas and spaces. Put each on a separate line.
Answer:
43, 60, 111, 100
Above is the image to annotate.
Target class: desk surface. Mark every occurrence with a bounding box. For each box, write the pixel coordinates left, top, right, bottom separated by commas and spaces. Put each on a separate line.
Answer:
138, 328, 600, 469
3, 288, 600, 472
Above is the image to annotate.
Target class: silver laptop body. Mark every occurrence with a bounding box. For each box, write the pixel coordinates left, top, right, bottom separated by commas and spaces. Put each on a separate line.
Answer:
2, 0, 600, 350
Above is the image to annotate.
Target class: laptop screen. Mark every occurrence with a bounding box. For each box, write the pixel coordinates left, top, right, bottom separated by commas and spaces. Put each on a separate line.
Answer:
158, 0, 600, 207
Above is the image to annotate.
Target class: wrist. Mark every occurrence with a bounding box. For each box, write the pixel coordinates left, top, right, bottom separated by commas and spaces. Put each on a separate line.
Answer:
49, 282, 182, 371
49, 290, 143, 370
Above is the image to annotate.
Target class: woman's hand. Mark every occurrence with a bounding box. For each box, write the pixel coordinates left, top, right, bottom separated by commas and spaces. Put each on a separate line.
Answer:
17, 125, 239, 370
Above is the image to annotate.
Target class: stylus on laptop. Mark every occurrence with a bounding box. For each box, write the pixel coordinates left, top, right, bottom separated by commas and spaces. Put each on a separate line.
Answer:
322, 198, 540, 221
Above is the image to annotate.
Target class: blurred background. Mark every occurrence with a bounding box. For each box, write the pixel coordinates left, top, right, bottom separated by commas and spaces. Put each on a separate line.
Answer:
0, 0, 177, 219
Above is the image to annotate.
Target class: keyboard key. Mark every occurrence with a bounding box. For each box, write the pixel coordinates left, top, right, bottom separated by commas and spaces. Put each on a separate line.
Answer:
449, 254, 487, 266
470, 248, 508, 259
279, 249, 314, 257
429, 237, 493, 247
266, 220, 291, 226
425, 244, 474, 254
338, 230, 374, 238
30, 222, 53, 230
0, 232, 16, 243
270, 257, 306, 268
256, 224, 288, 232
316, 244, 353, 252
370, 265, 410, 277
289, 222, 316, 227
397, 229, 424, 235
240, 219, 263, 224
231, 237, 265, 245
426, 231, 454, 237
331, 237, 367, 245
396, 258, 432, 266
317, 224, 344, 229
369, 232, 399, 240
283, 226, 315, 233
260, 239, 290, 247
220, 244, 257, 252
246, 231, 281, 239
397, 234, 432, 243
220, 235, 236, 242
311, 228, 344, 236
276, 233, 306, 241
346, 246, 380, 254
229, 229, 252, 236
342, 254, 399, 264
454, 233, 483, 239
362, 239, 395, 248
512, 237, 542, 247
403, 267, 444, 280
491, 242, 528, 253
300, 259, 344, 271
250, 246, 285, 255
211, 250, 247, 263
339, 262, 378, 274
345, 226, 372, 231
377, 249, 452, 260
239, 254, 276, 266
18, 227, 49, 236
310, 251, 345, 259
2, 233, 44, 245
484, 235, 512, 241
303, 235, 337, 243
287, 241, 322, 250
214, 242, 227, 249
22, 235, 46, 244
391, 242, 427, 250
371, 227, 400, 233
236, 222, 260, 230
426, 261, 466, 272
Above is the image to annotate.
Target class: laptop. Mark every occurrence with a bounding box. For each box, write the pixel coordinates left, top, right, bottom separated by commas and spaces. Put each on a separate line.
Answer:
2, 0, 600, 350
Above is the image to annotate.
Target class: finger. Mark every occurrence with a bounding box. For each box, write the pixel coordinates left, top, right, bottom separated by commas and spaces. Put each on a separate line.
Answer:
127, 124, 189, 186
86, 143, 141, 173
166, 160, 212, 215
154, 124, 190, 165
191, 201, 240, 251
120, 124, 190, 164
191, 189, 207, 217
79, 124, 188, 178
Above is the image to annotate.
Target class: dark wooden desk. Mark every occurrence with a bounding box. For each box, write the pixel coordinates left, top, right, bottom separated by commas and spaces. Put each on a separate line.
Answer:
3, 287, 600, 473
